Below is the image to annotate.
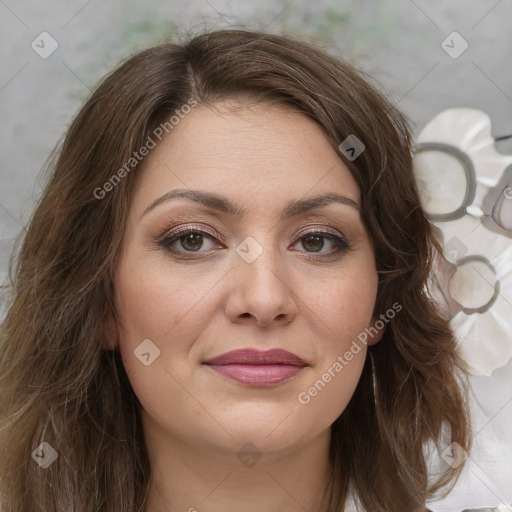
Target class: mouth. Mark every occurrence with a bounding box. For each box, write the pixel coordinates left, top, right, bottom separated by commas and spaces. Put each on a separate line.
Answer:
203, 348, 308, 387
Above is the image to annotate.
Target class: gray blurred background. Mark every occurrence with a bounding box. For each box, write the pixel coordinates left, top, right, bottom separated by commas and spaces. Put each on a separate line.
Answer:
1, 1, 511, 510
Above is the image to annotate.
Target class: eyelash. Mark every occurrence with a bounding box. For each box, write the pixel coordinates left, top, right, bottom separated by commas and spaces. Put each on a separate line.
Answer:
155, 223, 351, 261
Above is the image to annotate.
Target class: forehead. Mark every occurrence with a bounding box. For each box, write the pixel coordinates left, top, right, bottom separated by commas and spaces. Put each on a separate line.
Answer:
130, 100, 361, 216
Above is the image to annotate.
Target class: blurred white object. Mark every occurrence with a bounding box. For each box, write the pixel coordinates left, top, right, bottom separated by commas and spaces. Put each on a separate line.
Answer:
413, 108, 512, 376
415, 108, 512, 219
413, 108, 512, 511
433, 215, 512, 376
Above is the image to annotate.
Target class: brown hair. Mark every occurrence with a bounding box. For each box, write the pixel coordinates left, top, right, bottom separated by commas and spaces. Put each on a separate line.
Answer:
0, 28, 471, 511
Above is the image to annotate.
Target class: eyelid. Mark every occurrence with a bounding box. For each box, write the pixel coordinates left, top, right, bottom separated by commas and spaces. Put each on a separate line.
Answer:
155, 223, 224, 245
156, 222, 347, 245
290, 226, 351, 256
294, 224, 347, 241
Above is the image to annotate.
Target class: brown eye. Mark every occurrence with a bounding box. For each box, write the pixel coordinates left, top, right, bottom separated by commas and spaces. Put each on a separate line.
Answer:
158, 227, 223, 256
179, 232, 205, 251
291, 229, 350, 259
301, 234, 324, 252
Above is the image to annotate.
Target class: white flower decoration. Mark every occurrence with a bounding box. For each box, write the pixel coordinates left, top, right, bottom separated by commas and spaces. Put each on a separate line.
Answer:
415, 108, 512, 220
432, 215, 512, 376
413, 108, 512, 376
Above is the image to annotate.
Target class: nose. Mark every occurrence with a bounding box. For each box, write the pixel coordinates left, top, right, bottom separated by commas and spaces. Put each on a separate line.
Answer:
224, 239, 298, 327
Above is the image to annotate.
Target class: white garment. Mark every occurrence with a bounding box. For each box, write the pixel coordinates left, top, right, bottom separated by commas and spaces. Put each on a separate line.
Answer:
426, 364, 512, 511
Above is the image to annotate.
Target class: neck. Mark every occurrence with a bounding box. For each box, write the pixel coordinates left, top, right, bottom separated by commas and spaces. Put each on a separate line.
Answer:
142, 411, 333, 512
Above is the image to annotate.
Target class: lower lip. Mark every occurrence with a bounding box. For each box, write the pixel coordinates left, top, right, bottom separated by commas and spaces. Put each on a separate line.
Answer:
204, 363, 306, 386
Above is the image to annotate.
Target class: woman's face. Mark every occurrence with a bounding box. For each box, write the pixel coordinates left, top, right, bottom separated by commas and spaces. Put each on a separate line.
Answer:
113, 100, 381, 457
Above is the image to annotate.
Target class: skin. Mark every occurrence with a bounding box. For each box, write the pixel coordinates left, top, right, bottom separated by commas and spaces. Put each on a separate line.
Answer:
111, 100, 384, 512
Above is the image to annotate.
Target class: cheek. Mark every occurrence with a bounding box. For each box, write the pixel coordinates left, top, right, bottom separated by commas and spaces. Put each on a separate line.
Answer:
307, 262, 378, 348
113, 253, 224, 406
113, 256, 218, 440
294, 267, 377, 422
295, 349, 365, 432
114, 253, 220, 348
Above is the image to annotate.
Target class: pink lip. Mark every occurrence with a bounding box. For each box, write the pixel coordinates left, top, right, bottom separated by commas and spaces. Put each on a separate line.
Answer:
203, 349, 308, 387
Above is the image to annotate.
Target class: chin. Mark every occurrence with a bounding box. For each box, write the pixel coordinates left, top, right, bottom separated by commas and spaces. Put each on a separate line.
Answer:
209, 412, 322, 454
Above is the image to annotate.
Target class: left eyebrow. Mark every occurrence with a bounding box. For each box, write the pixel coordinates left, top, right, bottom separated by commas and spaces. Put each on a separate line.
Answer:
141, 189, 360, 220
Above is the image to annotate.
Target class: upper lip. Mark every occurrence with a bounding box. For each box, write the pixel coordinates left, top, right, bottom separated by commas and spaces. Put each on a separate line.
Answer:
203, 348, 307, 366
